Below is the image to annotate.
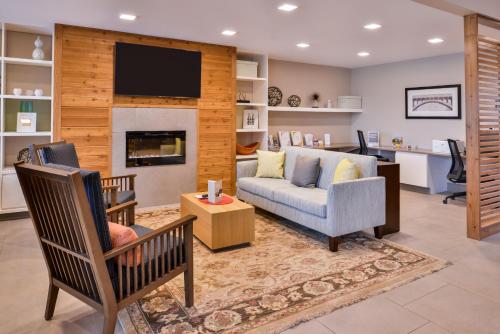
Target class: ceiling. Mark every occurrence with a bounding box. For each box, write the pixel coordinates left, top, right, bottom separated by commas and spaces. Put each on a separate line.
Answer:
0, 0, 470, 68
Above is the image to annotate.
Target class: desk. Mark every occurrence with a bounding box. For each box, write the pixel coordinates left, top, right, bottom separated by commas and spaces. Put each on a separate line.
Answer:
325, 144, 458, 194
377, 162, 400, 235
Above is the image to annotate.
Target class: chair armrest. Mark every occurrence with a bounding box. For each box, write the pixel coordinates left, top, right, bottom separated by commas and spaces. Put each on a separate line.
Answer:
101, 174, 137, 191
237, 160, 258, 180
327, 177, 385, 236
102, 185, 119, 207
103, 214, 196, 261
106, 200, 137, 226
103, 214, 196, 302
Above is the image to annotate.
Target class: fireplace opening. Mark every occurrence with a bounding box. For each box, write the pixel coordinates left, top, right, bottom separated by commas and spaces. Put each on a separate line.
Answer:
126, 131, 186, 167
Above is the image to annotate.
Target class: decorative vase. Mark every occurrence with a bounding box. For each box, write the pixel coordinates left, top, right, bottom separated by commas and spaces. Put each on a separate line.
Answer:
32, 36, 45, 60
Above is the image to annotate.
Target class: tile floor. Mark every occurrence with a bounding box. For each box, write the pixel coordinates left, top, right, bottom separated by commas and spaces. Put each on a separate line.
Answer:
1, 190, 500, 334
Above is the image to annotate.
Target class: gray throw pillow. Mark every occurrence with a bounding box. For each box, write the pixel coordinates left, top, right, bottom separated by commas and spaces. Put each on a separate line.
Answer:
291, 155, 320, 188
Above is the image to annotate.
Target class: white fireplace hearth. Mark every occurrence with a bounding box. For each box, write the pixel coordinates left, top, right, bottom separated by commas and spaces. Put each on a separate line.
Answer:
112, 108, 197, 207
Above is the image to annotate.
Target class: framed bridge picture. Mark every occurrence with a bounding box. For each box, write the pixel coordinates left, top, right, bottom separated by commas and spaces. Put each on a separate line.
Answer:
405, 84, 461, 119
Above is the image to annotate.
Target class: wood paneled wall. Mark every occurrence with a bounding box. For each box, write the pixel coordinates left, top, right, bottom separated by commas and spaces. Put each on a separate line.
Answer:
464, 15, 500, 239
54, 25, 236, 194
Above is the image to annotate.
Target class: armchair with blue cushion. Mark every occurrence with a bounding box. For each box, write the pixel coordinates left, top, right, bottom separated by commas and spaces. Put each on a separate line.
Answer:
29, 140, 137, 225
15, 162, 195, 334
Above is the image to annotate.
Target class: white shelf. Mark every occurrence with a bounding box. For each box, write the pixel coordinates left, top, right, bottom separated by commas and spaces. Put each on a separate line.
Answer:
2, 131, 52, 137
268, 106, 363, 113
236, 154, 258, 160
2, 95, 52, 100
3, 57, 53, 67
1, 167, 16, 175
236, 128, 268, 133
237, 102, 267, 107
237, 76, 267, 82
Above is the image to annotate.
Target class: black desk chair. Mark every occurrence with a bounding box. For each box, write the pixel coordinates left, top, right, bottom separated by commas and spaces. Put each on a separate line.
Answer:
356, 130, 389, 162
443, 139, 466, 204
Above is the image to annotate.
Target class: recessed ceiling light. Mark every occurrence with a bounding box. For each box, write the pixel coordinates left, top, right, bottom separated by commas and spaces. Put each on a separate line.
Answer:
364, 23, 382, 30
119, 13, 136, 21
428, 37, 444, 44
296, 42, 310, 48
222, 30, 237, 36
357, 51, 370, 57
278, 3, 298, 12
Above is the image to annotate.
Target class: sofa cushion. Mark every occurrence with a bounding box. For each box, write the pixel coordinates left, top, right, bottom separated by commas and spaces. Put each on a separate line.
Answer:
42, 143, 80, 168
238, 177, 292, 200
108, 222, 141, 267
291, 155, 320, 188
333, 158, 360, 183
256, 150, 285, 179
273, 186, 328, 218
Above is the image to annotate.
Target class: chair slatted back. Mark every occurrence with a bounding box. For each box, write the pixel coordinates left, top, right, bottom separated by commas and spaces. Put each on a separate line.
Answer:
15, 163, 114, 306
30, 140, 67, 166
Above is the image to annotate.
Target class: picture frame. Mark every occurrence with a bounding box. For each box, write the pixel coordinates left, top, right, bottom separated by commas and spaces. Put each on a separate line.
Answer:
405, 84, 461, 119
278, 131, 291, 147
367, 131, 380, 147
243, 109, 259, 129
304, 133, 314, 147
17, 112, 37, 133
291, 131, 303, 146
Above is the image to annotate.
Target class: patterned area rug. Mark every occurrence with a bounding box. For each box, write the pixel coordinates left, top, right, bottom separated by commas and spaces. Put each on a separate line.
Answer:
120, 207, 447, 334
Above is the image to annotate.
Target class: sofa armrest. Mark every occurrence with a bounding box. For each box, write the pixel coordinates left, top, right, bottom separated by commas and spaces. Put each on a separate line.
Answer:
237, 160, 258, 180
327, 177, 385, 236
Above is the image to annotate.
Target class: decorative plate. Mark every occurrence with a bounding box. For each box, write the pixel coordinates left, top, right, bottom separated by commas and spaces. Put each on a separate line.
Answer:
268, 87, 283, 106
288, 95, 301, 107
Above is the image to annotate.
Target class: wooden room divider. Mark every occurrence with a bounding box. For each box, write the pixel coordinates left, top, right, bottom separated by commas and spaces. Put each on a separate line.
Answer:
464, 14, 500, 239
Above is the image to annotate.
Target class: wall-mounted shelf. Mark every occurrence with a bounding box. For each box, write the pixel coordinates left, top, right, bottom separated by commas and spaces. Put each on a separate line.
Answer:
2, 95, 51, 100
237, 76, 267, 82
236, 154, 258, 160
268, 106, 363, 113
236, 102, 267, 107
236, 128, 268, 133
2, 131, 52, 137
3, 57, 53, 67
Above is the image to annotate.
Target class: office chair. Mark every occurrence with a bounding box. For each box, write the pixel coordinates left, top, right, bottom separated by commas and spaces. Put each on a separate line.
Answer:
356, 130, 389, 162
443, 139, 466, 204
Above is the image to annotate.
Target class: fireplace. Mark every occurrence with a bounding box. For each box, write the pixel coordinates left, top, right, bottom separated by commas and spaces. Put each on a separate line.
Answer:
126, 131, 186, 167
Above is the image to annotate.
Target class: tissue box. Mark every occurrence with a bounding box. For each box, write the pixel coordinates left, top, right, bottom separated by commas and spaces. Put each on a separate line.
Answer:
432, 140, 464, 154
208, 180, 223, 204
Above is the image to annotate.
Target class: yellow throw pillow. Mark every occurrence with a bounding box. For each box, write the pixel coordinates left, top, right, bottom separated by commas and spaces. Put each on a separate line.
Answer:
333, 158, 360, 183
256, 150, 285, 179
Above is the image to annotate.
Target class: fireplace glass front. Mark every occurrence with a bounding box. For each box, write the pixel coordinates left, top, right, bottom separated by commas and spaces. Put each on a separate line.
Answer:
126, 131, 186, 167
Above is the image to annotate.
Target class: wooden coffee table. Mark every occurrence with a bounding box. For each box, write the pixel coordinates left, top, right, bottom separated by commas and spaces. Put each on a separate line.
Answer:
180, 192, 255, 250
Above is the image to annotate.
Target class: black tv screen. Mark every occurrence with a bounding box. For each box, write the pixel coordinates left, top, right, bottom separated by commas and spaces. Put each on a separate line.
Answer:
114, 42, 201, 98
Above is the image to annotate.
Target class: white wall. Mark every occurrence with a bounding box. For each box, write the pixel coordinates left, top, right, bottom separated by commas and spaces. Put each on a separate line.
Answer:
268, 59, 353, 142
351, 53, 465, 149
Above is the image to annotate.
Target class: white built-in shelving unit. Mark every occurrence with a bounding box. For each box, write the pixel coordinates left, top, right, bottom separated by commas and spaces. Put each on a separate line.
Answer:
236, 52, 269, 161
0, 22, 54, 214
268, 106, 363, 113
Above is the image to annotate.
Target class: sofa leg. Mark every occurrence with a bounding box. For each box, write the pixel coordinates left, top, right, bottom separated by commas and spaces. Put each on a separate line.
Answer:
44, 283, 59, 320
329, 236, 340, 252
374, 226, 383, 239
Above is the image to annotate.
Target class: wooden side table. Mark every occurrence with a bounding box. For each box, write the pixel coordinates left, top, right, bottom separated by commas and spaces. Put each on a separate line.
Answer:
180, 193, 255, 250
377, 162, 400, 235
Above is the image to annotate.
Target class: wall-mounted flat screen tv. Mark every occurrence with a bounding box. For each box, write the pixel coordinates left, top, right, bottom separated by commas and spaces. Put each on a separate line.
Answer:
114, 42, 201, 98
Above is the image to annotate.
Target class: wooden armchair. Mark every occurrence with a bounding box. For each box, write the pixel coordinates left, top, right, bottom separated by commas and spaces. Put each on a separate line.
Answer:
15, 162, 195, 334
29, 140, 137, 225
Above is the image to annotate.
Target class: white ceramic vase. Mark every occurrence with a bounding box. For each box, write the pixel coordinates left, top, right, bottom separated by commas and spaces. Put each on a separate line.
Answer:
32, 36, 45, 60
